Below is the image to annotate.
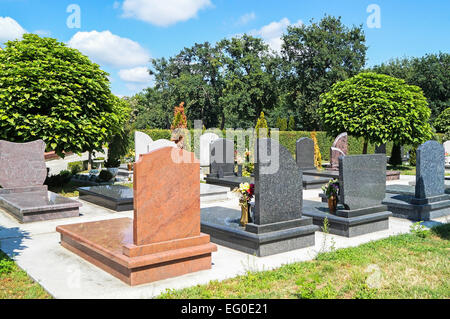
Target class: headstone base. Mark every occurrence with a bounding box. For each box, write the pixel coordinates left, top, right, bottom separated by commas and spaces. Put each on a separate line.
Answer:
57, 218, 217, 286
303, 200, 391, 237
0, 188, 81, 223
201, 207, 318, 257
382, 193, 450, 221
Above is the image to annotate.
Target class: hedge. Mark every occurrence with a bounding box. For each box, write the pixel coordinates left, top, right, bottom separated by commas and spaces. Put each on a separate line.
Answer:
131, 129, 444, 162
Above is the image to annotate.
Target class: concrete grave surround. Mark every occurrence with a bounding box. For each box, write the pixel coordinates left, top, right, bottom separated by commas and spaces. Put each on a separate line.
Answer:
383, 140, 450, 220
208, 138, 235, 177
0, 140, 48, 189
304, 154, 392, 237
57, 147, 217, 286
134, 131, 153, 162
0, 140, 81, 223
201, 138, 319, 257
296, 137, 315, 171
200, 133, 220, 166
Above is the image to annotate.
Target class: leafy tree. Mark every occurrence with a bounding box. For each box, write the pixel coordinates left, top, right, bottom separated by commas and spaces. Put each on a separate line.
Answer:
288, 116, 295, 131
281, 15, 367, 130
433, 107, 450, 134
0, 34, 126, 157
319, 73, 433, 155
255, 112, 269, 137
279, 118, 288, 131
171, 102, 188, 129
371, 53, 450, 121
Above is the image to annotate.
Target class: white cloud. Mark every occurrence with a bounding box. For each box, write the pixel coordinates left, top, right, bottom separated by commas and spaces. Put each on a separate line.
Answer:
121, 0, 212, 27
250, 18, 303, 51
118, 67, 152, 83
236, 12, 255, 26
0, 17, 26, 43
34, 30, 51, 37
68, 30, 150, 68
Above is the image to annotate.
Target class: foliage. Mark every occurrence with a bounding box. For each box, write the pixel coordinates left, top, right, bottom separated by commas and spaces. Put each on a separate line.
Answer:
171, 102, 188, 129
68, 161, 83, 175
0, 34, 125, 157
371, 53, 450, 121
311, 131, 323, 169
322, 179, 339, 199
434, 107, 450, 135
45, 170, 72, 187
319, 73, 433, 148
288, 116, 295, 131
410, 222, 429, 238
255, 112, 269, 137
281, 15, 367, 130
409, 147, 417, 166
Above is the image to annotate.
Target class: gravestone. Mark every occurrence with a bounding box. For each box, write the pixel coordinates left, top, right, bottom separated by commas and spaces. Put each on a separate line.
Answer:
330, 133, 348, 169
303, 154, 392, 237
383, 140, 450, 220
57, 147, 217, 286
200, 133, 220, 167
147, 139, 176, 153
201, 138, 319, 257
208, 138, 235, 177
296, 138, 315, 171
0, 140, 81, 223
330, 147, 346, 170
134, 131, 153, 162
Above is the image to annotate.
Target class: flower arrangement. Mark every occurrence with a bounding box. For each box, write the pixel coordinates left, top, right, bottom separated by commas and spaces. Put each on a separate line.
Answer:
322, 179, 339, 199
233, 183, 255, 207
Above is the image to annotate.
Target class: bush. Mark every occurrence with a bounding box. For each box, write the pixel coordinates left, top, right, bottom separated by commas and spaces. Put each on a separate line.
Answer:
68, 161, 83, 175
98, 170, 114, 182
45, 170, 73, 187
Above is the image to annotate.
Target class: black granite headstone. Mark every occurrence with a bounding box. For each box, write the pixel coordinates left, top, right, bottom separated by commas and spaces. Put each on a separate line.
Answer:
296, 137, 315, 171
209, 138, 235, 177
339, 154, 386, 210
375, 144, 386, 154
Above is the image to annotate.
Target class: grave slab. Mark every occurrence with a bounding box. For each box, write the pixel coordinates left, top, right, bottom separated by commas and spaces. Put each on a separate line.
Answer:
304, 154, 392, 237
57, 147, 217, 286
78, 185, 134, 212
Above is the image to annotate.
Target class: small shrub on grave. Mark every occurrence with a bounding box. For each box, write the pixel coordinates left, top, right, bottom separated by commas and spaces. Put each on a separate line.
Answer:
97, 170, 114, 182
68, 162, 83, 175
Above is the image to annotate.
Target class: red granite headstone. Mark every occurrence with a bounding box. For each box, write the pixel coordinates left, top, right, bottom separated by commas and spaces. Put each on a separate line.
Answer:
330, 133, 348, 170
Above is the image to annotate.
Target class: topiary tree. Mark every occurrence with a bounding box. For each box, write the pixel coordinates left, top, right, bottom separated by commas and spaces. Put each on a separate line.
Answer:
280, 118, 288, 131
0, 34, 127, 157
255, 112, 268, 137
434, 107, 450, 136
288, 116, 295, 131
319, 72, 433, 161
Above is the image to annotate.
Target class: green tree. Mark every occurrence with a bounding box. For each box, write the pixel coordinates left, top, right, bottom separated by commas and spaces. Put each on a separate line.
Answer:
288, 116, 295, 131
281, 15, 367, 130
279, 118, 288, 131
0, 34, 126, 157
319, 73, 433, 156
434, 107, 450, 135
255, 112, 269, 137
371, 53, 450, 121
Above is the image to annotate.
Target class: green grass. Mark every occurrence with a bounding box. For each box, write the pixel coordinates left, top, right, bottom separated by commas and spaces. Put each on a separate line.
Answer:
159, 224, 450, 299
47, 181, 81, 197
387, 165, 417, 175
0, 251, 52, 299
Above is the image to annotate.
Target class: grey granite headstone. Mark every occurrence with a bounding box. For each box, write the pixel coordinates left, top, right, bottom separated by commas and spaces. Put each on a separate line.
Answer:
254, 138, 303, 225
210, 138, 235, 177
415, 140, 445, 199
296, 137, 315, 170
200, 133, 220, 166
339, 154, 386, 210
0, 140, 48, 189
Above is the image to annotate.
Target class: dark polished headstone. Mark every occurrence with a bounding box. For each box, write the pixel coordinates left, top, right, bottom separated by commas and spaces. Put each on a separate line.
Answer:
304, 154, 391, 237
201, 138, 318, 256
296, 137, 315, 171
208, 138, 235, 177
78, 185, 134, 211
339, 154, 386, 210
383, 140, 450, 220
375, 144, 386, 154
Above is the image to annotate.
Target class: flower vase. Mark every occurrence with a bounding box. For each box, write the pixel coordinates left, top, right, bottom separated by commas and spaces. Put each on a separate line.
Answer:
127, 163, 133, 171
328, 195, 338, 214
240, 202, 251, 227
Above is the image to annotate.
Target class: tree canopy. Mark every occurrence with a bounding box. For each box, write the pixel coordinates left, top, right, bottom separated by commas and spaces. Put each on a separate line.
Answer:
0, 34, 128, 157
319, 72, 433, 148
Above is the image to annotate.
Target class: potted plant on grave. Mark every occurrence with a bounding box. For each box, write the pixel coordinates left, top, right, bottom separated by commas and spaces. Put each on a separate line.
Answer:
322, 179, 339, 214
232, 183, 255, 227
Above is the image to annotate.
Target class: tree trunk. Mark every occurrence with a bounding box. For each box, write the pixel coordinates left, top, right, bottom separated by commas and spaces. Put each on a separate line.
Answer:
362, 139, 368, 154
87, 151, 92, 170
389, 144, 403, 166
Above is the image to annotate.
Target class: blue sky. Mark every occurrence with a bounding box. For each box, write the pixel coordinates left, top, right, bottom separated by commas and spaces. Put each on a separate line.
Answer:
1, 0, 449, 97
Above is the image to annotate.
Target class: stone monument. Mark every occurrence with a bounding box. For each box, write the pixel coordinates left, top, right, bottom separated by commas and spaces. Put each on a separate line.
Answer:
0, 140, 81, 223
383, 140, 450, 220
303, 154, 392, 237
57, 147, 217, 286
201, 138, 319, 257
134, 131, 153, 162
200, 133, 220, 167
330, 133, 348, 170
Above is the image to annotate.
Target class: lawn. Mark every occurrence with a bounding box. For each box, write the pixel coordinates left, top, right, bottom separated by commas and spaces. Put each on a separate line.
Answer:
159, 224, 450, 299
0, 250, 52, 299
